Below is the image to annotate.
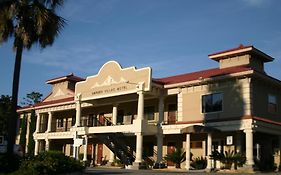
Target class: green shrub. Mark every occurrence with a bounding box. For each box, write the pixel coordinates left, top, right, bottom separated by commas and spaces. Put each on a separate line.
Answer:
191, 156, 207, 169
164, 148, 186, 168
210, 150, 246, 170
13, 151, 84, 175
0, 153, 21, 173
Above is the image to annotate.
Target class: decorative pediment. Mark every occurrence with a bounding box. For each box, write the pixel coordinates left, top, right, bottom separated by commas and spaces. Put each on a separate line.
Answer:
91, 76, 128, 88
76, 61, 152, 101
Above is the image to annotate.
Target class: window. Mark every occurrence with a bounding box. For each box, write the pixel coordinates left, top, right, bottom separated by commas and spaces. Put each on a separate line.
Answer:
202, 93, 223, 113
144, 106, 155, 120
268, 94, 277, 113
57, 118, 64, 128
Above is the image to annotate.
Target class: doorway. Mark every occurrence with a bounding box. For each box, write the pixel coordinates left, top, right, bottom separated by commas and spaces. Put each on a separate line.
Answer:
168, 104, 177, 124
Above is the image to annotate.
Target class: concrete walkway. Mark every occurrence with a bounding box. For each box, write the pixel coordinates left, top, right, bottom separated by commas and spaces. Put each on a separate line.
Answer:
84, 167, 280, 175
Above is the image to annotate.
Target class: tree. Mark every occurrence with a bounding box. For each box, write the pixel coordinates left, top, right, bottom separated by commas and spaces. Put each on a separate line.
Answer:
21, 91, 43, 106
0, 0, 65, 155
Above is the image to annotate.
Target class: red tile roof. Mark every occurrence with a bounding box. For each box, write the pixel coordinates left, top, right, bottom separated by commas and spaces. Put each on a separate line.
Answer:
208, 44, 252, 57
17, 97, 75, 111
46, 73, 85, 84
208, 44, 274, 62
35, 97, 74, 107
153, 65, 252, 85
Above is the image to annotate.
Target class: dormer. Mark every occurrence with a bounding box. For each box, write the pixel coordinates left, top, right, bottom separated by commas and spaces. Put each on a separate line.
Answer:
44, 73, 85, 102
208, 44, 274, 72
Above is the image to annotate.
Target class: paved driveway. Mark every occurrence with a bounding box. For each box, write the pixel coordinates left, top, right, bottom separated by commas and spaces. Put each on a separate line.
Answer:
84, 167, 280, 175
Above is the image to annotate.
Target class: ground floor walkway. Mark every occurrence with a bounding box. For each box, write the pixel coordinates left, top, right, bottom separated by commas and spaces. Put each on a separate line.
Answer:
83, 167, 280, 175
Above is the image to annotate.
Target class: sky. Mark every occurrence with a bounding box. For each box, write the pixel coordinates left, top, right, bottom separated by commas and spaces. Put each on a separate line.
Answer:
1, 0, 281, 103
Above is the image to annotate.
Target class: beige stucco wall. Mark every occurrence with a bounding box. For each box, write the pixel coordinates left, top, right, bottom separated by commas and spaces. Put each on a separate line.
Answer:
180, 78, 250, 122
252, 79, 281, 122
219, 54, 264, 72
219, 55, 251, 69
44, 81, 74, 102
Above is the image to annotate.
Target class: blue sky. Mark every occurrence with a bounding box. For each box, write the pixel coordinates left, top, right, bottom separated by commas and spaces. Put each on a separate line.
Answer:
1, 0, 281, 102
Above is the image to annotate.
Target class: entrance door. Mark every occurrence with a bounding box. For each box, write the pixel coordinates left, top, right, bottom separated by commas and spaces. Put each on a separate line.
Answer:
97, 144, 103, 165
168, 104, 177, 124
167, 142, 176, 166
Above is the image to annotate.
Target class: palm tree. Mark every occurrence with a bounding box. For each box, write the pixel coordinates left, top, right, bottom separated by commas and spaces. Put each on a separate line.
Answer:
164, 148, 186, 168
0, 0, 65, 155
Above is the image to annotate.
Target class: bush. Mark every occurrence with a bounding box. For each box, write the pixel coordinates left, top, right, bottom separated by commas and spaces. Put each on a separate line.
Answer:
0, 153, 21, 173
12, 151, 84, 175
164, 148, 186, 168
210, 150, 246, 169
191, 156, 207, 169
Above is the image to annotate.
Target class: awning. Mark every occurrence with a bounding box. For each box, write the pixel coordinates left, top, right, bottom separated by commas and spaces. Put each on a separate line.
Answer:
181, 125, 220, 134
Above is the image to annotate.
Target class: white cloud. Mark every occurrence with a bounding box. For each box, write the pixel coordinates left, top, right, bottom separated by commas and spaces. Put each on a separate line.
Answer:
23, 42, 118, 75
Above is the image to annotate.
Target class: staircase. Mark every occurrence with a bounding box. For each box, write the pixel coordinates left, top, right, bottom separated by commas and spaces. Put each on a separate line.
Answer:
96, 115, 157, 167
97, 132, 135, 165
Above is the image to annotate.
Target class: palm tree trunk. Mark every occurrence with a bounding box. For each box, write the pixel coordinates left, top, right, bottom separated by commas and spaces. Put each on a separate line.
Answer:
7, 39, 23, 155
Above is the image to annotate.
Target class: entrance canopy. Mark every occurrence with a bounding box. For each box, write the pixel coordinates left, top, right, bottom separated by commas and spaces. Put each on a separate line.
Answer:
181, 125, 220, 134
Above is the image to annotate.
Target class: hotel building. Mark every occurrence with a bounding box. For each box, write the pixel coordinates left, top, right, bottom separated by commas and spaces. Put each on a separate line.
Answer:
17, 45, 281, 170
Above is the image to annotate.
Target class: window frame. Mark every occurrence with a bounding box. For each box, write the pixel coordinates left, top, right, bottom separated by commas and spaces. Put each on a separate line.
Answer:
201, 92, 223, 114
56, 118, 64, 128
268, 94, 277, 113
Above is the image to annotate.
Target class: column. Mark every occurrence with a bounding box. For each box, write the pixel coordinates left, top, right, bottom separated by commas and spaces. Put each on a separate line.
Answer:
112, 104, 118, 125
35, 113, 41, 133
185, 133, 191, 170
156, 134, 163, 163
34, 139, 39, 155
137, 91, 144, 120
135, 133, 143, 163
73, 131, 78, 159
158, 95, 164, 124
45, 139, 50, 151
244, 129, 254, 166
156, 95, 164, 164
46, 112, 53, 132
83, 135, 88, 162
108, 105, 118, 164
72, 145, 77, 159
206, 133, 212, 170
75, 94, 81, 127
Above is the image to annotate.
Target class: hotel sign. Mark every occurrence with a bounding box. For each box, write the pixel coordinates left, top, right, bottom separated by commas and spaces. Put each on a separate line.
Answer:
75, 61, 152, 100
